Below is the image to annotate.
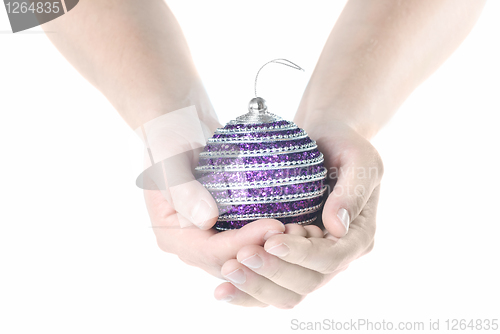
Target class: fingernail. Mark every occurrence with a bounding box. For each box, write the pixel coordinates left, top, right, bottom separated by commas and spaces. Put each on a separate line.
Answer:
266, 243, 290, 257
224, 268, 246, 284
240, 254, 263, 269
191, 199, 212, 227
264, 230, 283, 241
337, 208, 350, 234
218, 295, 234, 302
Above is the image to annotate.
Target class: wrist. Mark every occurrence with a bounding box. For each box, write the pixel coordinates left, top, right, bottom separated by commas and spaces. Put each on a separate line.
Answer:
294, 88, 375, 140
294, 74, 401, 140
112, 76, 220, 131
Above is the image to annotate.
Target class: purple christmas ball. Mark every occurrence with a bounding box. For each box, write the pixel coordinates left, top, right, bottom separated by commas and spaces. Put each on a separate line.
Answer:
196, 98, 326, 230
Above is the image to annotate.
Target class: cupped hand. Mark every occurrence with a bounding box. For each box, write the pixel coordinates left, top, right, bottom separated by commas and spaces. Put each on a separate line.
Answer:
214, 120, 384, 308
141, 113, 287, 278
145, 186, 286, 278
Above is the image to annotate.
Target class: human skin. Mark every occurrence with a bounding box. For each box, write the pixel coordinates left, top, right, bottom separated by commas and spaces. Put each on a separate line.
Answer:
42, 0, 485, 308
41, 0, 287, 280
213, 0, 486, 307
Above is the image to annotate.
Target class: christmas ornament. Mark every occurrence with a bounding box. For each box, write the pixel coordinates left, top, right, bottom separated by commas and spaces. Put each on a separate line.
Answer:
196, 59, 327, 230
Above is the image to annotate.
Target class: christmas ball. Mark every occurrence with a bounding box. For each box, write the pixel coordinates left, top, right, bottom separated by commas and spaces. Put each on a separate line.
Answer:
196, 97, 327, 230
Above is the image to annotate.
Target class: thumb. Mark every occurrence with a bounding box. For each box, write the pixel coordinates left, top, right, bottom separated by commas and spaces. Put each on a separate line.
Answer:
322, 146, 383, 238
139, 148, 219, 230
134, 105, 221, 230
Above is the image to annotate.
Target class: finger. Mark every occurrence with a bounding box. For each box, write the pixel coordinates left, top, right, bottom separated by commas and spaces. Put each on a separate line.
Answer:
206, 219, 285, 267
221, 259, 304, 309
265, 235, 339, 274
237, 245, 325, 296
170, 178, 219, 230
177, 213, 196, 229
284, 223, 308, 237
136, 108, 220, 229
144, 150, 220, 229
166, 150, 219, 229
303, 225, 324, 238
214, 282, 268, 307
264, 188, 379, 274
284, 223, 324, 238
321, 133, 384, 237
142, 175, 207, 229
143, 187, 197, 231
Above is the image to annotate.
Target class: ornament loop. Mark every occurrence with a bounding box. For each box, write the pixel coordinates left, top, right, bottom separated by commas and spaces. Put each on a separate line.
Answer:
254, 58, 305, 98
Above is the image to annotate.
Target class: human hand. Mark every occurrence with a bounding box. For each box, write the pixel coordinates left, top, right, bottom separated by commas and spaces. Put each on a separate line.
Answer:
145, 187, 286, 278
140, 110, 287, 278
213, 120, 383, 307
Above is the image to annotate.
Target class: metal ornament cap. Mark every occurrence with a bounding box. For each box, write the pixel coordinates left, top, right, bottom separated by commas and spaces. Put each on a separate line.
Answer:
234, 97, 279, 124
248, 97, 267, 114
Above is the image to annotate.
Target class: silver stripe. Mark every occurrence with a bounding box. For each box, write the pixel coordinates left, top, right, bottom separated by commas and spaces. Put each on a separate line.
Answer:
296, 216, 317, 226
214, 216, 317, 231
207, 129, 308, 143
228, 113, 282, 125
217, 202, 323, 221
199, 142, 317, 158
204, 168, 327, 190
216, 186, 327, 205
215, 123, 297, 134
195, 153, 324, 172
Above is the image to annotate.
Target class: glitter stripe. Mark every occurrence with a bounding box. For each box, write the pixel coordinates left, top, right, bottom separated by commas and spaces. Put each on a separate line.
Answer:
207, 129, 308, 143
215, 123, 297, 134
199, 141, 317, 158
195, 154, 324, 172
214, 216, 317, 231
217, 201, 323, 221
202, 167, 327, 190
216, 187, 327, 205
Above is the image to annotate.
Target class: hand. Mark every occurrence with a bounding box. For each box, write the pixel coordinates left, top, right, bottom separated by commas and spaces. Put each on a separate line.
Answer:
145, 187, 286, 278
137, 108, 221, 230
141, 112, 287, 278
213, 120, 383, 308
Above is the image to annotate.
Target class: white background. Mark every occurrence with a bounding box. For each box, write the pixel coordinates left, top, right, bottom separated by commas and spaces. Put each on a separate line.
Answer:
1, 1, 499, 333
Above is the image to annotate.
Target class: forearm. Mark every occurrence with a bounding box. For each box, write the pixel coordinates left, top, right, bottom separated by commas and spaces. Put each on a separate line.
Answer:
42, 0, 216, 130
296, 0, 485, 139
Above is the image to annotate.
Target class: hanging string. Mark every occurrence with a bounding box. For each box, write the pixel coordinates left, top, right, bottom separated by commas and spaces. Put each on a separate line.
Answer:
254, 59, 304, 98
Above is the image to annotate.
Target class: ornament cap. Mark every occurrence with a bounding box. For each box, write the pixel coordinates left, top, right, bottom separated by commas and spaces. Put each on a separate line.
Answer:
232, 97, 279, 124
248, 97, 268, 114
